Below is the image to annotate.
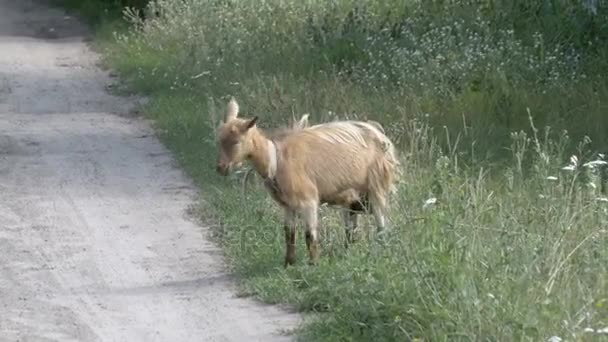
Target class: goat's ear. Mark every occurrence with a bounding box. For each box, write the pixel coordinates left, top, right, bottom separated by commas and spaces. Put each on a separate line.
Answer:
225, 97, 239, 121
245, 116, 258, 130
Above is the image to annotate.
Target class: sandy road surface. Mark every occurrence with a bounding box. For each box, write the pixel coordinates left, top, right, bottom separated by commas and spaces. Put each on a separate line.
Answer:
0, 1, 300, 341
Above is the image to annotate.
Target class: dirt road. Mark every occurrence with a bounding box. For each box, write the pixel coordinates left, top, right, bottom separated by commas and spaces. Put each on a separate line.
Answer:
0, 1, 299, 341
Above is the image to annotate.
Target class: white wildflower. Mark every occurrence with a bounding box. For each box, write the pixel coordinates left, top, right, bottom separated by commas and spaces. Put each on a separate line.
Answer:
423, 197, 437, 209
487, 293, 495, 299
190, 71, 210, 79
546, 176, 558, 181
547, 336, 562, 342
583, 160, 608, 168
582, 0, 598, 15
539, 152, 550, 164
562, 155, 578, 171
570, 155, 579, 166
588, 182, 597, 189
585, 326, 608, 334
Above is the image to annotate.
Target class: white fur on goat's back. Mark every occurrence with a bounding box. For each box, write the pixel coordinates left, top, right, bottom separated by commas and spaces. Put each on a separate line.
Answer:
305, 120, 398, 166
305, 121, 372, 147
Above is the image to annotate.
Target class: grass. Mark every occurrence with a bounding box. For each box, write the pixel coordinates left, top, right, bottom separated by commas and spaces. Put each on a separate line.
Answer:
58, 0, 608, 341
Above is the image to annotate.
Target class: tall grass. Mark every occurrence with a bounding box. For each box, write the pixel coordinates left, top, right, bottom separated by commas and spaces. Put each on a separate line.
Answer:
110, 0, 608, 158
66, 0, 608, 340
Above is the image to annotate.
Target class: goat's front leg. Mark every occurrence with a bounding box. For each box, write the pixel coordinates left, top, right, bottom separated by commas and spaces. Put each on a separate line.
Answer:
301, 203, 320, 265
283, 208, 297, 267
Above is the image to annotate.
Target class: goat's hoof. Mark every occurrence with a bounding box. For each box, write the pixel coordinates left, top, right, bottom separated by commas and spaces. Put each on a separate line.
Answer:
375, 231, 390, 246
284, 258, 296, 268
307, 259, 319, 266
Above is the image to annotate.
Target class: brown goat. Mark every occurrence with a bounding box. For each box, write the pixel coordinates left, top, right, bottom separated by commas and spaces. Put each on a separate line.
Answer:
215, 98, 399, 266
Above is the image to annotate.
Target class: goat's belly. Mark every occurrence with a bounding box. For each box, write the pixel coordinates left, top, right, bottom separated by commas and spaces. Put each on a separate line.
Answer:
320, 189, 369, 212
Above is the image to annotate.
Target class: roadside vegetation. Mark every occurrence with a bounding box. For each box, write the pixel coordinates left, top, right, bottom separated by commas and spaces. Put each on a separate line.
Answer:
60, 0, 608, 340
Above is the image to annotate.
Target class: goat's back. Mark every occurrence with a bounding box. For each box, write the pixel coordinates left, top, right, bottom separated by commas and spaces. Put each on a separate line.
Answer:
275, 121, 396, 202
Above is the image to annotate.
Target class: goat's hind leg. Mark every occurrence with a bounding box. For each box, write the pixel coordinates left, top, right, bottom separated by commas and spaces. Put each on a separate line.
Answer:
283, 208, 297, 267
301, 203, 320, 265
342, 202, 362, 248
369, 193, 387, 234
341, 209, 358, 248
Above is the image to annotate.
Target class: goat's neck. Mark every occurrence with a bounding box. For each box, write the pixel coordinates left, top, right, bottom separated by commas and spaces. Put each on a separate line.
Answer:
248, 128, 277, 180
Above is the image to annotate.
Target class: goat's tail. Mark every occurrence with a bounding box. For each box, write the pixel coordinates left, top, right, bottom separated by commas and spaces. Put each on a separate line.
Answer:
365, 123, 400, 214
